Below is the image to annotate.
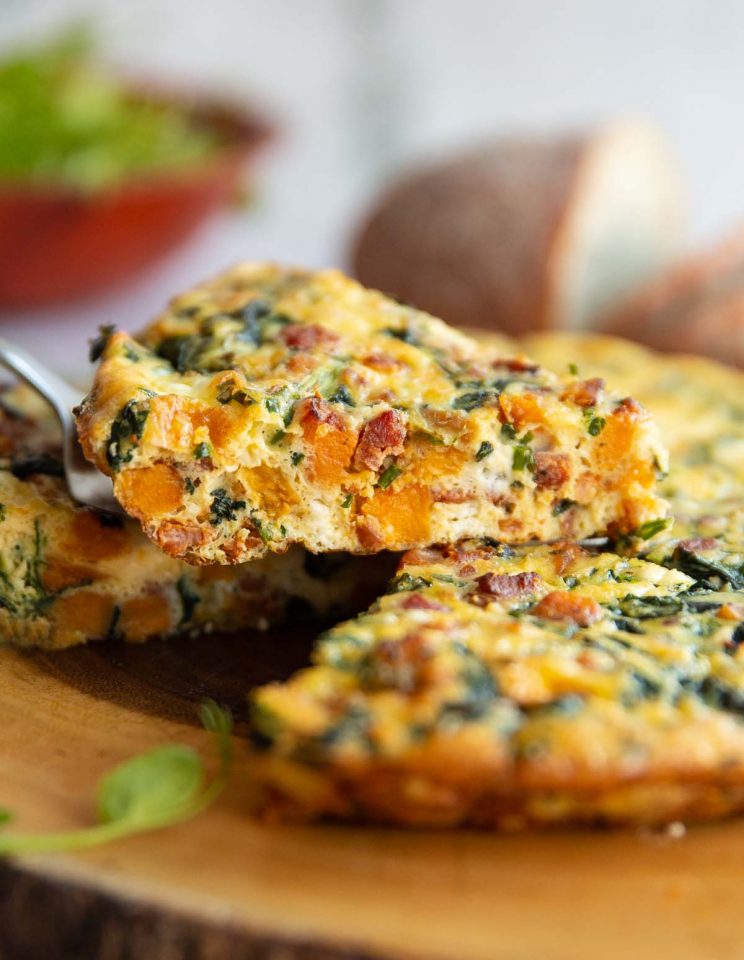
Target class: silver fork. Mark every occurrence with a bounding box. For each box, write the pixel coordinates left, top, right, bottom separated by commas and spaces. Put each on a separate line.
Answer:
0, 337, 125, 515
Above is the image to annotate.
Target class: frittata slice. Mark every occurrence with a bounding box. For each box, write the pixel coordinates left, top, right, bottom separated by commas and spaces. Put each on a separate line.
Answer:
76, 264, 668, 565
0, 387, 393, 649
250, 538, 744, 828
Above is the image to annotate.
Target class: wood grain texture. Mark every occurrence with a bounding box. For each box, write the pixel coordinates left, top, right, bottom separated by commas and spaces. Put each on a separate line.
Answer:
3, 629, 744, 960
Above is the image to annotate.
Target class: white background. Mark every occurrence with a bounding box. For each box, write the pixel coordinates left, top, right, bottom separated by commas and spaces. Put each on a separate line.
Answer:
1, 0, 744, 374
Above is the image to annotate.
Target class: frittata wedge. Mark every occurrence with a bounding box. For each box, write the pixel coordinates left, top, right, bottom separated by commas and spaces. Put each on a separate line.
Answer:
0, 387, 393, 649
76, 265, 668, 565
250, 538, 744, 828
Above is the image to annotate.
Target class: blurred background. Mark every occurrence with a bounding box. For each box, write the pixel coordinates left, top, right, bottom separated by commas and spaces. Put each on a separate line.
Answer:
2, 0, 744, 372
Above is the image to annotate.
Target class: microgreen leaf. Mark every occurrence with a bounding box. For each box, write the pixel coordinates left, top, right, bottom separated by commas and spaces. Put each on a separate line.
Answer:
0, 701, 233, 856
97, 745, 203, 828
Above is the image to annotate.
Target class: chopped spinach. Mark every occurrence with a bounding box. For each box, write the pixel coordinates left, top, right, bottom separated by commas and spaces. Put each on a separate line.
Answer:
106, 399, 150, 471
327, 385, 354, 406
156, 335, 209, 373
453, 390, 492, 412
475, 440, 493, 462
387, 572, 432, 593
216, 381, 254, 406
89, 324, 116, 363
209, 488, 246, 525
193, 442, 211, 460
176, 576, 200, 624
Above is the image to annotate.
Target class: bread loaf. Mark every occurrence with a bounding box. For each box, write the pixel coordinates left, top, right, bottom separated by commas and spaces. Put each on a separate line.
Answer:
353, 119, 685, 335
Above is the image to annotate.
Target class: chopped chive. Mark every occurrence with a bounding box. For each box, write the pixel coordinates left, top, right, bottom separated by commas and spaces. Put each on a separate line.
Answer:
587, 416, 606, 436
341, 493, 353, 508
184, 477, 196, 494
291, 451, 305, 466
377, 464, 403, 489
500, 422, 517, 440
270, 429, 286, 445
568, 363, 579, 376
635, 517, 672, 540
552, 498, 576, 516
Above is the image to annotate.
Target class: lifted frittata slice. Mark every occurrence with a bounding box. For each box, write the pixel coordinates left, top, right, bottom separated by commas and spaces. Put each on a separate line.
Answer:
250, 538, 744, 828
0, 387, 393, 649
76, 264, 668, 565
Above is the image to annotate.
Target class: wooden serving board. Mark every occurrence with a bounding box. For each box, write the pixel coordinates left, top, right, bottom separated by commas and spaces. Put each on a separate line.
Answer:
2, 628, 744, 960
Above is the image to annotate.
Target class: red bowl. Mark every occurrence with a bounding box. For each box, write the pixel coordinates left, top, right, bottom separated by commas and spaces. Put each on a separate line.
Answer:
0, 88, 274, 307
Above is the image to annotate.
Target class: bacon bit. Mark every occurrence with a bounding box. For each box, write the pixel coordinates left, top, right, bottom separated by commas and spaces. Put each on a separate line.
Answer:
459, 564, 477, 577
298, 396, 344, 431
402, 545, 447, 566
155, 521, 207, 557
532, 591, 603, 627
353, 409, 406, 471
533, 452, 571, 490
615, 397, 644, 419
719, 604, 744, 621
362, 352, 400, 371
432, 486, 470, 504
356, 515, 385, 551
371, 633, 432, 692
551, 541, 586, 576
678, 538, 719, 552
475, 571, 543, 600
285, 353, 319, 376
492, 356, 540, 374
401, 594, 449, 612
562, 377, 605, 408
446, 542, 499, 563
281, 323, 339, 351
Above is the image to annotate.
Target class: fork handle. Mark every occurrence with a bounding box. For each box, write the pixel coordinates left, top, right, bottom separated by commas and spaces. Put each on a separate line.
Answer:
0, 337, 83, 427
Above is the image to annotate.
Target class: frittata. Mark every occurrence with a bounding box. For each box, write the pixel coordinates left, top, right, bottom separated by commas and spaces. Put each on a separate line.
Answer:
0, 386, 393, 649
249, 333, 744, 828
250, 538, 744, 827
76, 265, 668, 565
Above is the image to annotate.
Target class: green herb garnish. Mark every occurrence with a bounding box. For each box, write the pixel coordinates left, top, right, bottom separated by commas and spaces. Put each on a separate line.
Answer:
290, 451, 305, 466
0, 701, 232, 856
270, 430, 286, 445
377, 464, 403, 489
587, 415, 606, 436
341, 493, 353, 508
